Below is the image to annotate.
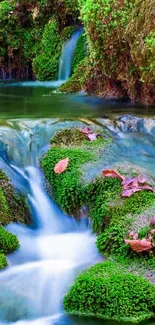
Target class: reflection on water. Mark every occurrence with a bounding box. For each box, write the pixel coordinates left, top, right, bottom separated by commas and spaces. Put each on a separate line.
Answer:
0, 81, 155, 119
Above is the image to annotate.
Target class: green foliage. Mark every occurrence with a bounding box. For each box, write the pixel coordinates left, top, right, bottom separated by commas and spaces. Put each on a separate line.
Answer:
58, 57, 89, 93
64, 261, 155, 322
95, 189, 155, 258
0, 227, 19, 255
32, 20, 61, 80
41, 146, 94, 214
0, 253, 7, 270
51, 128, 87, 146
72, 33, 88, 73
0, 169, 30, 225
33, 22, 75, 80
23, 28, 43, 60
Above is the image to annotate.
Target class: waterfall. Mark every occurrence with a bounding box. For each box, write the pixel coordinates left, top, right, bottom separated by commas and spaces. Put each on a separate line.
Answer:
58, 29, 83, 81
0, 119, 100, 325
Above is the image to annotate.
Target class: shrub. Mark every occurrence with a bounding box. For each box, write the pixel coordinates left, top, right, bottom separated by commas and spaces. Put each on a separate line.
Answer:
33, 22, 75, 80
0, 227, 19, 255
64, 261, 155, 322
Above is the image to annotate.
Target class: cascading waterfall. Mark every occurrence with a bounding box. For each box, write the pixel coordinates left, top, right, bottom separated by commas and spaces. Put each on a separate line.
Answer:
0, 119, 100, 325
58, 29, 83, 82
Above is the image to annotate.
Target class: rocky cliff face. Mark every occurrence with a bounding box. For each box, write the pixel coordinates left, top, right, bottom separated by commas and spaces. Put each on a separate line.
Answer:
1, 0, 155, 104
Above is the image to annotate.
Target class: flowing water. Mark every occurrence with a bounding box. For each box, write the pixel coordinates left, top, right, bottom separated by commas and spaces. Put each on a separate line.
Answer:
58, 29, 83, 82
0, 83, 155, 325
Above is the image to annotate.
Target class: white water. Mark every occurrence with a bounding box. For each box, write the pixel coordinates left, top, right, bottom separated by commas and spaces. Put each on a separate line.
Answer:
0, 119, 100, 325
58, 29, 83, 81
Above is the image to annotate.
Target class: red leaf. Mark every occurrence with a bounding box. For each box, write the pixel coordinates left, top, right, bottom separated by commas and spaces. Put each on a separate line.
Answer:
102, 169, 125, 181
125, 238, 153, 253
54, 158, 69, 174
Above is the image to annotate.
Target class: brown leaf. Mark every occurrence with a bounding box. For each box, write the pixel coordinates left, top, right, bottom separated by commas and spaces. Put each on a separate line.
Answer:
54, 158, 69, 174
125, 238, 153, 253
102, 169, 125, 181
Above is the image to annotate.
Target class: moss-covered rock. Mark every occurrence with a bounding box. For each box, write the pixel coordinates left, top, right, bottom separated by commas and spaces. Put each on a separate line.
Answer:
41, 128, 155, 269
58, 57, 89, 93
64, 261, 155, 323
41, 127, 112, 215
0, 169, 31, 226
0, 227, 19, 255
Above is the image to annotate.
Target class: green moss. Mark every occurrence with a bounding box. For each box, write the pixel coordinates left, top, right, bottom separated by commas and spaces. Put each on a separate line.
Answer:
41, 146, 94, 214
41, 128, 112, 214
58, 57, 89, 93
51, 128, 87, 146
72, 33, 88, 73
0, 227, 19, 255
0, 169, 31, 226
33, 22, 75, 80
0, 253, 7, 270
64, 261, 155, 322
94, 186, 155, 259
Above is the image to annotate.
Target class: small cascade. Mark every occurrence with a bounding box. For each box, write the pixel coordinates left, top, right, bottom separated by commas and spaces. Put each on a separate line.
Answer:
58, 29, 83, 81
1, 68, 6, 80
0, 119, 99, 325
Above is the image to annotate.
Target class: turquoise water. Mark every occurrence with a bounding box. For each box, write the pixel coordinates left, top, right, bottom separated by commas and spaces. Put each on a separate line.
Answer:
0, 81, 155, 119
0, 81, 155, 325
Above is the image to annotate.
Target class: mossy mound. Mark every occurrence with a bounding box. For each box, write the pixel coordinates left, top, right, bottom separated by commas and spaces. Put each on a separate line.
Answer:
42, 128, 155, 269
0, 227, 19, 255
41, 127, 112, 215
0, 169, 31, 226
64, 261, 155, 323
51, 128, 87, 146
58, 57, 89, 93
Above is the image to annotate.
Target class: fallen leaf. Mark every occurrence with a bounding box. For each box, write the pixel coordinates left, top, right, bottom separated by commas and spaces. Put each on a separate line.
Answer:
80, 127, 101, 142
129, 231, 135, 237
122, 177, 139, 190
133, 233, 139, 240
54, 158, 69, 174
102, 169, 125, 181
125, 238, 153, 253
80, 127, 93, 135
87, 133, 98, 141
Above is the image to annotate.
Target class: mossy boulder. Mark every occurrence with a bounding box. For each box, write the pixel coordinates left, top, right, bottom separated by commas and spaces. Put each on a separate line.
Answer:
64, 261, 155, 323
41, 127, 112, 215
41, 127, 155, 271
0, 227, 19, 255
0, 169, 31, 226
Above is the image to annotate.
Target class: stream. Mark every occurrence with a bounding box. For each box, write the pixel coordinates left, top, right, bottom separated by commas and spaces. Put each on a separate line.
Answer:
0, 82, 155, 325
